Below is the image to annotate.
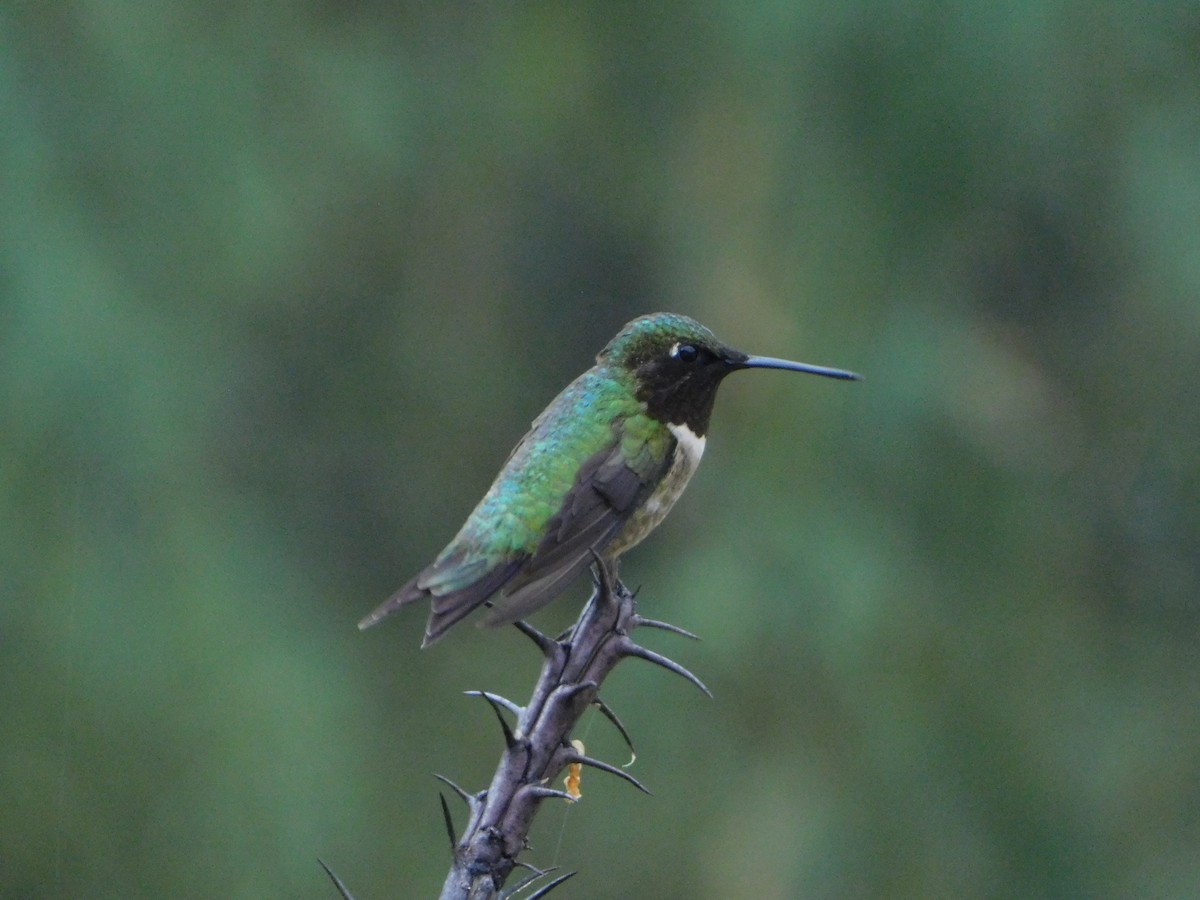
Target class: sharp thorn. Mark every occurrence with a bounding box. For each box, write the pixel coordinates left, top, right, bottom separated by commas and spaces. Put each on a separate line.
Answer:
464, 690, 523, 718
520, 784, 578, 804
588, 549, 615, 599
506, 874, 540, 896
569, 751, 652, 795
511, 618, 556, 654
317, 858, 356, 900
632, 616, 700, 641
510, 860, 554, 879
433, 773, 475, 806
471, 689, 517, 748
437, 793, 458, 852
557, 680, 597, 702
525, 870, 577, 899
621, 642, 712, 698
592, 698, 636, 763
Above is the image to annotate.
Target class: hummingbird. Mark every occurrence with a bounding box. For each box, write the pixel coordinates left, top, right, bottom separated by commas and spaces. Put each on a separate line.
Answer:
359, 312, 859, 646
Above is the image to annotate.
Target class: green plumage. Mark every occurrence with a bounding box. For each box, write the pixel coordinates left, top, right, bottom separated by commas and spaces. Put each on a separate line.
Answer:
433, 368, 669, 569
358, 312, 859, 645
359, 316, 690, 644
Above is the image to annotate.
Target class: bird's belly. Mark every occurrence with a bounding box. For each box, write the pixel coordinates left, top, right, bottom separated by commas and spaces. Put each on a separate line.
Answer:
608, 423, 705, 557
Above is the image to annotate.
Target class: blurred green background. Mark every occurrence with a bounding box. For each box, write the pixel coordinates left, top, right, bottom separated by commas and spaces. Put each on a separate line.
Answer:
5, 3, 1200, 898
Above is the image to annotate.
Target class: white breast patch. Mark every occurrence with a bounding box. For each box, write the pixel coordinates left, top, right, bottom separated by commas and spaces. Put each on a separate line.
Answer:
667, 422, 707, 468
605, 421, 708, 556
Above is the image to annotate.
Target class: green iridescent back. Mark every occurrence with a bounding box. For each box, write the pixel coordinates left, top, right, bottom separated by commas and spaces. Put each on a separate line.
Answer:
432, 365, 669, 571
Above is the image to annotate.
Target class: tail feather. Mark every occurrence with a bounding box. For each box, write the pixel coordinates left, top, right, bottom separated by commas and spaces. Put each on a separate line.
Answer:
357, 576, 427, 631
480, 553, 595, 629
422, 559, 525, 646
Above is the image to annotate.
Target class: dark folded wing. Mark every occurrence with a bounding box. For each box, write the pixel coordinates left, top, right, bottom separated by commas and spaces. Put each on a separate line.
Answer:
480, 439, 671, 627
421, 555, 525, 645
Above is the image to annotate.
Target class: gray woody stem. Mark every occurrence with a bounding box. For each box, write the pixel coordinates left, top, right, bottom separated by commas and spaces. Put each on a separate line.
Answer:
436, 561, 709, 899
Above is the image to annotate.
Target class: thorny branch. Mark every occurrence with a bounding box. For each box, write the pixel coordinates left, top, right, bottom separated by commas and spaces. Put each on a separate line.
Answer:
323, 560, 708, 899
435, 560, 710, 899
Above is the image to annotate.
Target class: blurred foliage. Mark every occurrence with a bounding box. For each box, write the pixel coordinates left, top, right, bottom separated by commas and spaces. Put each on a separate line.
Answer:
4, 2, 1200, 898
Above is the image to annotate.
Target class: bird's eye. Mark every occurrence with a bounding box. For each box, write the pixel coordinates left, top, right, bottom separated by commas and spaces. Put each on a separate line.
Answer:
674, 343, 699, 362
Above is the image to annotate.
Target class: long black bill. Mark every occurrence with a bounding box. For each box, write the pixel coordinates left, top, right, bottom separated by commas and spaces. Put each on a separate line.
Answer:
740, 354, 862, 381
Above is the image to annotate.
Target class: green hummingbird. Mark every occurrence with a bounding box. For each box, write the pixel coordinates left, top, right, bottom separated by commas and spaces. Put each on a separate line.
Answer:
359, 312, 859, 646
